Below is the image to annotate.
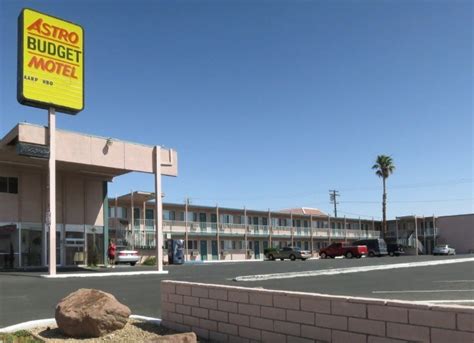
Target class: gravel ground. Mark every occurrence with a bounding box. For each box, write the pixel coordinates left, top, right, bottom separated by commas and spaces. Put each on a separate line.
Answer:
29, 319, 179, 342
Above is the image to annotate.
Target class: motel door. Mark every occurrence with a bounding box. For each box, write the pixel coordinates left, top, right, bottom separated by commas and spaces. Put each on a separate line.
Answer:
200, 240, 208, 261
211, 240, 218, 260
254, 241, 260, 259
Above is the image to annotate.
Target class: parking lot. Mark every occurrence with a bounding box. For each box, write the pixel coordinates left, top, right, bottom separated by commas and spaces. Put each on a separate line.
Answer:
1, 255, 473, 328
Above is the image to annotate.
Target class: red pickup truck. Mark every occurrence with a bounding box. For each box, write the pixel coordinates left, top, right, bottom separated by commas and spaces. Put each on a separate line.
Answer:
319, 243, 368, 259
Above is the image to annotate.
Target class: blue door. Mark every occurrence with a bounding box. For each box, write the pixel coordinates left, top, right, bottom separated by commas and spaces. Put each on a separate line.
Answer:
200, 240, 208, 261
211, 240, 218, 260
254, 241, 260, 259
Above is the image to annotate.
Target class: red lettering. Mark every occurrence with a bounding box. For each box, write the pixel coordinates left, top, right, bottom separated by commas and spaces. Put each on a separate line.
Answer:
28, 55, 45, 69
51, 26, 60, 39
27, 56, 78, 79
58, 29, 68, 41
26, 16, 80, 45
42, 22, 51, 36
26, 18, 42, 34
68, 32, 79, 44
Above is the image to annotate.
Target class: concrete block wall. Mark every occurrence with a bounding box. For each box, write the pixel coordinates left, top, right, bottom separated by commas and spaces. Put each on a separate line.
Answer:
161, 280, 474, 343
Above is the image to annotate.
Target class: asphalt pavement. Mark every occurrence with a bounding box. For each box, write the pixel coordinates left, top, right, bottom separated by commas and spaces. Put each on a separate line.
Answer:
1, 255, 473, 328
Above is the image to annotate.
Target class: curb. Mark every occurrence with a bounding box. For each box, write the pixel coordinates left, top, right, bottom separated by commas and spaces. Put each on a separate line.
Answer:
40, 271, 169, 278
0, 315, 161, 333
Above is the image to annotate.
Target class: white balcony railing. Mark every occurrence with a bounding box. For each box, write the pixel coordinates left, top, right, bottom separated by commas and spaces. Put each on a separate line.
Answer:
109, 220, 382, 241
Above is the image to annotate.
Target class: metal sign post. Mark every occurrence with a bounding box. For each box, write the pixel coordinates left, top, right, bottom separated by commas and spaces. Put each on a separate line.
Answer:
48, 107, 56, 276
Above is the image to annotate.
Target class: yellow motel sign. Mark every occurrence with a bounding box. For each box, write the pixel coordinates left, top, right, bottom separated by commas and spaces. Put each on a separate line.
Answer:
18, 9, 84, 114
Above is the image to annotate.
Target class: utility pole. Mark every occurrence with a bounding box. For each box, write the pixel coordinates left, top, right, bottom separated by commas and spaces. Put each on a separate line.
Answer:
329, 190, 340, 218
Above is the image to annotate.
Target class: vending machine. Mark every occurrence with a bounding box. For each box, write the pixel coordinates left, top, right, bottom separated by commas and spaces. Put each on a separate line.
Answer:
167, 239, 184, 264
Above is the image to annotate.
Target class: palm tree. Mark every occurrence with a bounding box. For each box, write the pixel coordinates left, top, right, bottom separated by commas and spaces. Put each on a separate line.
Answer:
372, 155, 395, 235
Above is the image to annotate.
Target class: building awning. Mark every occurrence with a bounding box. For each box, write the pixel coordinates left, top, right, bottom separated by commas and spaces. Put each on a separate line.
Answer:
0, 123, 178, 179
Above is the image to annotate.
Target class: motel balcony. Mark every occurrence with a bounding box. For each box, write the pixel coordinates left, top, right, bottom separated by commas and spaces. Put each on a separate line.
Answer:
108, 220, 381, 246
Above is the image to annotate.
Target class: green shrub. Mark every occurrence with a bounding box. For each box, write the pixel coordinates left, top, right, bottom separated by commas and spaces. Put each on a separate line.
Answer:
142, 256, 156, 265
264, 247, 278, 255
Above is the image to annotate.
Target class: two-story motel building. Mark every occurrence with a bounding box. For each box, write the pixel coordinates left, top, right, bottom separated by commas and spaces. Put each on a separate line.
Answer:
1, 122, 470, 270
109, 191, 382, 262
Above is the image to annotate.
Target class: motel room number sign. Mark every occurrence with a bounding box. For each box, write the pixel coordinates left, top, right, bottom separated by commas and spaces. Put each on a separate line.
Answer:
18, 8, 84, 114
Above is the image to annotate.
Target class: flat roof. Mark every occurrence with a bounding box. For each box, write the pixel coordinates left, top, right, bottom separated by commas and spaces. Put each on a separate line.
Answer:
0, 122, 178, 178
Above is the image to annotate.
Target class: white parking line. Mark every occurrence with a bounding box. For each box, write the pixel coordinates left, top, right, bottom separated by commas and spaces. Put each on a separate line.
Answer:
433, 280, 474, 283
372, 289, 474, 294
233, 257, 474, 282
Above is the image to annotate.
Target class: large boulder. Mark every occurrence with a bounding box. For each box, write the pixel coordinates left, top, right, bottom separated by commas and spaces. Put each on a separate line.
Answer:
55, 288, 131, 338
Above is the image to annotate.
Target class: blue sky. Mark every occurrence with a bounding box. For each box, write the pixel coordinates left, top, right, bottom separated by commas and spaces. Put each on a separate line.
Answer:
1, 0, 472, 219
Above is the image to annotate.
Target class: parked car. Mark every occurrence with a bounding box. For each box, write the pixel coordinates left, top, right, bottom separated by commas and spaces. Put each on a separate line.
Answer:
351, 238, 388, 257
433, 245, 456, 255
319, 243, 368, 259
264, 246, 311, 261
387, 243, 405, 257
115, 246, 140, 266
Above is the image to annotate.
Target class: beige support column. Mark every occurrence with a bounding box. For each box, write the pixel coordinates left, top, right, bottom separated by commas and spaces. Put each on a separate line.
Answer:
395, 217, 399, 243
185, 198, 189, 261
268, 209, 272, 248
131, 190, 134, 249
328, 215, 332, 244
154, 146, 163, 271
114, 196, 118, 242
142, 200, 146, 246
423, 216, 426, 254
344, 216, 347, 243
216, 204, 220, 260
290, 212, 294, 246
48, 107, 56, 276
414, 215, 419, 256
244, 207, 248, 258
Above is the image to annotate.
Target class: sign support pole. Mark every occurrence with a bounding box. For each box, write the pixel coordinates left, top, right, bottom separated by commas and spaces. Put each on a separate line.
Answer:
48, 107, 56, 276
154, 146, 163, 272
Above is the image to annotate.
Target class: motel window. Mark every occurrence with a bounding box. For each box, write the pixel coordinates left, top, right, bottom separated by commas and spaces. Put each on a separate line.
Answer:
232, 241, 236, 250
220, 214, 232, 224
146, 209, 155, 220
187, 240, 198, 250
133, 208, 140, 219
110, 207, 127, 218
303, 220, 308, 228
304, 241, 309, 250
262, 217, 268, 226
233, 216, 242, 224
220, 240, 233, 250
0, 177, 18, 194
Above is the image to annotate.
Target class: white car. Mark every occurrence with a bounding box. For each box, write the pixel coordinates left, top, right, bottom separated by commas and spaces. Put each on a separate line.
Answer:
433, 245, 456, 256
115, 246, 140, 266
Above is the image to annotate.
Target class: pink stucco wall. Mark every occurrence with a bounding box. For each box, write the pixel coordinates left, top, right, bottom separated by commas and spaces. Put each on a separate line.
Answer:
437, 214, 474, 254
0, 165, 104, 226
